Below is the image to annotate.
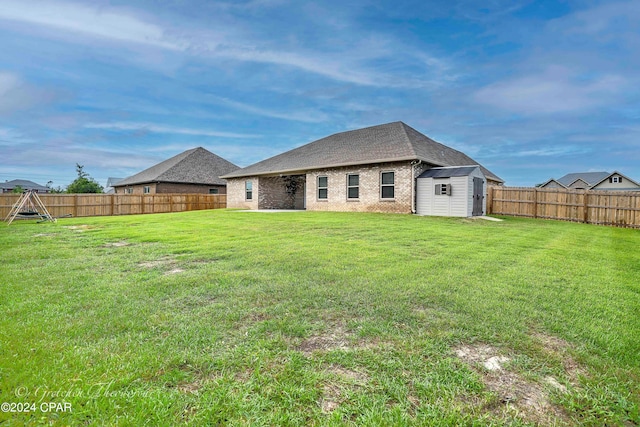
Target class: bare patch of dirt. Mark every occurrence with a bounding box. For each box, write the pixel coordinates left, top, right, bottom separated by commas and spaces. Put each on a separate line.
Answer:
455, 343, 570, 425
532, 332, 585, 384
138, 256, 175, 268
319, 383, 342, 413
298, 324, 352, 356
318, 364, 369, 414
103, 241, 130, 247
326, 365, 369, 383
64, 225, 92, 232
164, 268, 185, 275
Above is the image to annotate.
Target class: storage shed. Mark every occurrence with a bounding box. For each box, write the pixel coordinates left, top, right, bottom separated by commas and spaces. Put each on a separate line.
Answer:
416, 166, 486, 217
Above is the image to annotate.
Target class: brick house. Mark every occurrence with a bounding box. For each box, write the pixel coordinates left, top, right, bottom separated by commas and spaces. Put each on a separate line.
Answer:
221, 122, 503, 214
1, 179, 51, 193
113, 147, 239, 195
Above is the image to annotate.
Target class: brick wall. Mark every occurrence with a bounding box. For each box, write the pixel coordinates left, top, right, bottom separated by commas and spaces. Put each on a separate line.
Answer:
156, 183, 226, 194
227, 162, 419, 213
305, 162, 413, 213
226, 178, 259, 209
115, 183, 225, 194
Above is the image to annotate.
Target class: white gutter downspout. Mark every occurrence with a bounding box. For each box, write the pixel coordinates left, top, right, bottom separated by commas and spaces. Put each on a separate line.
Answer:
410, 160, 422, 214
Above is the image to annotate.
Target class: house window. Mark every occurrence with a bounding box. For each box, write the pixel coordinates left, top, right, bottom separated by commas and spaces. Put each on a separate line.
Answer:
317, 176, 328, 200
611, 176, 622, 183
143, 186, 150, 194
435, 183, 451, 196
347, 174, 359, 199
125, 187, 133, 194
381, 171, 394, 199
209, 188, 219, 194
245, 181, 253, 200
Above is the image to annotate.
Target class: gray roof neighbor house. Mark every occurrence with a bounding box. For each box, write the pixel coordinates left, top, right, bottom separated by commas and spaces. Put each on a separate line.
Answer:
114, 147, 239, 188
221, 121, 503, 183
541, 171, 640, 191
0, 179, 50, 193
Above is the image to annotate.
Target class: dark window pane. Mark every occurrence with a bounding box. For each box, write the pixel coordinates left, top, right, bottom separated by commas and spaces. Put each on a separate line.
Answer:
246, 191, 252, 200
209, 188, 219, 194
318, 176, 327, 188
318, 188, 328, 199
381, 172, 394, 185
348, 174, 359, 186
381, 186, 394, 199
348, 187, 359, 199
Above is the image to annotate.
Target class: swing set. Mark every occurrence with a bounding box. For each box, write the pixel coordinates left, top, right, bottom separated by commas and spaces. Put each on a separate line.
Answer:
4, 190, 56, 225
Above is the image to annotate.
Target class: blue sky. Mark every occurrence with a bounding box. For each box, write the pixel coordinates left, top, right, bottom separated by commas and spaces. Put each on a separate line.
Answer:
1, 0, 639, 188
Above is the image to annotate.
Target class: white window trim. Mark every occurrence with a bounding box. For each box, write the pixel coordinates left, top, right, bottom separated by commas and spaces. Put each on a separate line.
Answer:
380, 171, 395, 200
347, 174, 359, 200
245, 181, 253, 200
317, 175, 328, 200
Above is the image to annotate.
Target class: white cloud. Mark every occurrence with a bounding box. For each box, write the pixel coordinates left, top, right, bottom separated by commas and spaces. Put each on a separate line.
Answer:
0, 0, 185, 50
84, 122, 261, 138
208, 96, 329, 123
474, 67, 626, 115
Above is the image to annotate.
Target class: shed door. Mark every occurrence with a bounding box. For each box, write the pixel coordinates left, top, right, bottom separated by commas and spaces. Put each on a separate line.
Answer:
472, 177, 484, 216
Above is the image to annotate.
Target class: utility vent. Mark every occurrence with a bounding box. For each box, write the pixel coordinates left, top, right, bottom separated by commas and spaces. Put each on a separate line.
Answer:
435, 183, 451, 196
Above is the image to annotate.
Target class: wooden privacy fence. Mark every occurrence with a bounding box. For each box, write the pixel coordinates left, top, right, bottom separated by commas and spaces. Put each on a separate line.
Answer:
1, 193, 226, 219
488, 186, 640, 228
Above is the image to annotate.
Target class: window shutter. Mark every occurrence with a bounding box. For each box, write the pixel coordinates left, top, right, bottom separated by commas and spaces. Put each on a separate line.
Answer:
619, 177, 623, 183
609, 177, 613, 183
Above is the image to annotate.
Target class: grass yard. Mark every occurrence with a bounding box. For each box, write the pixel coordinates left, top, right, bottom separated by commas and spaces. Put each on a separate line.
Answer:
0, 210, 638, 426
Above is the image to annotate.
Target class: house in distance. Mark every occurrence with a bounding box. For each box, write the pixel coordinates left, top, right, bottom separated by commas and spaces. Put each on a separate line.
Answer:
221, 122, 503, 216
1, 179, 51, 193
113, 147, 239, 195
540, 171, 640, 191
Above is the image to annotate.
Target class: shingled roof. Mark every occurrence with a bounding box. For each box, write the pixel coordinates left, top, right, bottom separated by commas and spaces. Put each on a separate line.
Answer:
114, 147, 239, 187
556, 172, 610, 187
0, 179, 50, 192
221, 122, 503, 183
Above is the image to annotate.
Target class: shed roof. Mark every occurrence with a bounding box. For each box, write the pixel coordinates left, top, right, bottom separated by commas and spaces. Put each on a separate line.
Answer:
417, 166, 480, 179
114, 147, 239, 187
221, 122, 503, 183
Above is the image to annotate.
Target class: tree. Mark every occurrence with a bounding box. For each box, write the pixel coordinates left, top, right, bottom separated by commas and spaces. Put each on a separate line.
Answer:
66, 164, 103, 194
11, 185, 24, 194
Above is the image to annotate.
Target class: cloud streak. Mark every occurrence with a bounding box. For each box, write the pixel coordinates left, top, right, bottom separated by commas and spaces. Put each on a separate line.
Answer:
84, 122, 262, 138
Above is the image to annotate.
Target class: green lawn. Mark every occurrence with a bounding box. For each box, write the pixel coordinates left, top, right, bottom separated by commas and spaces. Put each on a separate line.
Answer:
1, 210, 638, 426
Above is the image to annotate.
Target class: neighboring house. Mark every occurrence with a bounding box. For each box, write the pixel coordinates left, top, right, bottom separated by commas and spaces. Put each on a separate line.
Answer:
221, 121, 503, 215
0, 179, 50, 193
540, 171, 640, 191
104, 177, 123, 194
113, 147, 239, 195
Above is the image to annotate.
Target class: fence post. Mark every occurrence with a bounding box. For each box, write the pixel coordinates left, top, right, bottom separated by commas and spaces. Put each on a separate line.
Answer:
533, 188, 538, 219
487, 185, 493, 215
583, 190, 589, 224
73, 195, 78, 218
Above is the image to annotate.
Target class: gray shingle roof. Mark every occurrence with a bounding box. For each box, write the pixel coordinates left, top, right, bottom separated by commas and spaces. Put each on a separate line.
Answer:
221, 122, 503, 183
0, 179, 49, 191
114, 147, 239, 187
557, 172, 610, 187
417, 166, 479, 179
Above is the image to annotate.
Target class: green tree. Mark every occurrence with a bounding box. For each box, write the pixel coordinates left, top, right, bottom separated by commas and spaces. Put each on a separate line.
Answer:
66, 164, 103, 194
11, 185, 24, 194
